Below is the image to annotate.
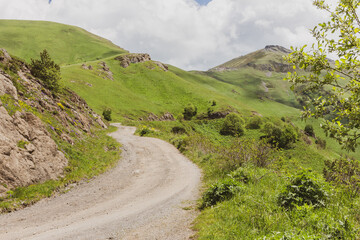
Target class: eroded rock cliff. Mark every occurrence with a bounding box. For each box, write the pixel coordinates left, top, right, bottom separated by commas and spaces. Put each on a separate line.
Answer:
0, 49, 106, 195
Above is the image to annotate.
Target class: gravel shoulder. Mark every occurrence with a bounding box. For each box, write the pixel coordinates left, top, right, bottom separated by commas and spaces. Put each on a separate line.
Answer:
0, 124, 201, 240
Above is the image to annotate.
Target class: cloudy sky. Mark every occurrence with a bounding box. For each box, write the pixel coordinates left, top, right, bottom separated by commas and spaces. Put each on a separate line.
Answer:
0, 0, 332, 70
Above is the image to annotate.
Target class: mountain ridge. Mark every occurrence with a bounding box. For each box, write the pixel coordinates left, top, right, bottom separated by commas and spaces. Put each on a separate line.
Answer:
210, 45, 292, 73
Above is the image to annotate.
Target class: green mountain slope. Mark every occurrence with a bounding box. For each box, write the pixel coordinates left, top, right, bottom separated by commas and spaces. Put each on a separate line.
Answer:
205, 45, 300, 109
0, 20, 127, 64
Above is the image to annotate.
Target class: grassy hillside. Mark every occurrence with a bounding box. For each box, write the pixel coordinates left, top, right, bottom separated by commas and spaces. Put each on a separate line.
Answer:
61, 58, 301, 122
2, 20, 360, 238
0, 20, 127, 64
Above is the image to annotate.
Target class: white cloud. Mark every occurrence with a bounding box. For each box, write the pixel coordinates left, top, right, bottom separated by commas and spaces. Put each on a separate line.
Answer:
0, 0, 331, 70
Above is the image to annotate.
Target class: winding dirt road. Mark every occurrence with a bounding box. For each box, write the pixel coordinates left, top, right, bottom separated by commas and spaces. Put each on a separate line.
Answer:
0, 124, 201, 239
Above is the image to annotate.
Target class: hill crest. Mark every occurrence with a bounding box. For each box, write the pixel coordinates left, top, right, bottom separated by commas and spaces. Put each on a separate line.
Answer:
210, 45, 292, 73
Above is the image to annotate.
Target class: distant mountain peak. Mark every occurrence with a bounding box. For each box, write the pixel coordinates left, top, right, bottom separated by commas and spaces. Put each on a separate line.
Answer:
264, 45, 291, 54
210, 45, 292, 72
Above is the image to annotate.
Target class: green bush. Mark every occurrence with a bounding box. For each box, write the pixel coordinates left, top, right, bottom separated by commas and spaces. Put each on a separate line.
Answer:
220, 113, 245, 137
229, 167, 250, 184
183, 103, 197, 120
246, 116, 262, 129
263, 122, 298, 149
102, 108, 112, 121
278, 170, 328, 209
304, 124, 315, 137
324, 156, 360, 196
171, 126, 186, 134
30, 49, 61, 92
200, 178, 242, 209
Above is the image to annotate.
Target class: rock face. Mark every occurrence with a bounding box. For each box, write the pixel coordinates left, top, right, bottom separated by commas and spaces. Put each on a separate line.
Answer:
0, 107, 67, 193
98, 62, 113, 80
0, 49, 107, 195
115, 53, 168, 71
264, 45, 292, 54
143, 112, 175, 121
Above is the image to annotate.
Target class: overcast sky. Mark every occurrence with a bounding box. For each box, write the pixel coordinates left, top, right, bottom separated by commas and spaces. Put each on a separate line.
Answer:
0, 0, 332, 70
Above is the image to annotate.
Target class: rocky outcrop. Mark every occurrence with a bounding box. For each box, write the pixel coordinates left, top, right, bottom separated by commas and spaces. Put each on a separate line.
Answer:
141, 112, 175, 121
264, 45, 292, 54
0, 48, 107, 195
81, 64, 93, 70
98, 62, 113, 80
115, 53, 151, 68
115, 53, 168, 71
0, 107, 67, 193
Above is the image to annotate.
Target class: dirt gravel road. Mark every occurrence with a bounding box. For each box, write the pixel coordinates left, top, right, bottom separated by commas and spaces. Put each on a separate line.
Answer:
0, 124, 201, 239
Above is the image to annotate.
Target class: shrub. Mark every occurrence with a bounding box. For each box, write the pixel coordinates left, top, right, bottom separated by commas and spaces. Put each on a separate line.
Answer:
278, 170, 328, 209
30, 49, 61, 92
304, 124, 315, 137
323, 156, 360, 196
183, 103, 197, 120
218, 139, 275, 171
229, 167, 250, 183
139, 125, 155, 136
246, 116, 262, 129
220, 113, 245, 137
171, 126, 186, 134
102, 108, 112, 121
200, 178, 242, 209
263, 123, 298, 149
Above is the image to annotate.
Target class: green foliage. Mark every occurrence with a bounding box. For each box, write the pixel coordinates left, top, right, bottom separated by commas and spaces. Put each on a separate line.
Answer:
324, 156, 360, 196
263, 122, 298, 149
200, 178, 242, 209
102, 108, 112, 121
246, 115, 262, 129
171, 126, 186, 134
228, 167, 251, 184
139, 125, 155, 136
304, 124, 315, 137
17, 140, 29, 149
278, 170, 328, 209
219, 138, 275, 171
286, 0, 360, 151
183, 103, 197, 120
30, 49, 61, 92
220, 113, 245, 137
315, 137, 327, 149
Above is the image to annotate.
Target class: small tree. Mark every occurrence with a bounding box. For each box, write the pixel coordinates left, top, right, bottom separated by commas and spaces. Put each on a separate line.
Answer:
183, 103, 197, 120
30, 49, 61, 92
220, 113, 245, 137
102, 108, 112, 121
286, 0, 360, 151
